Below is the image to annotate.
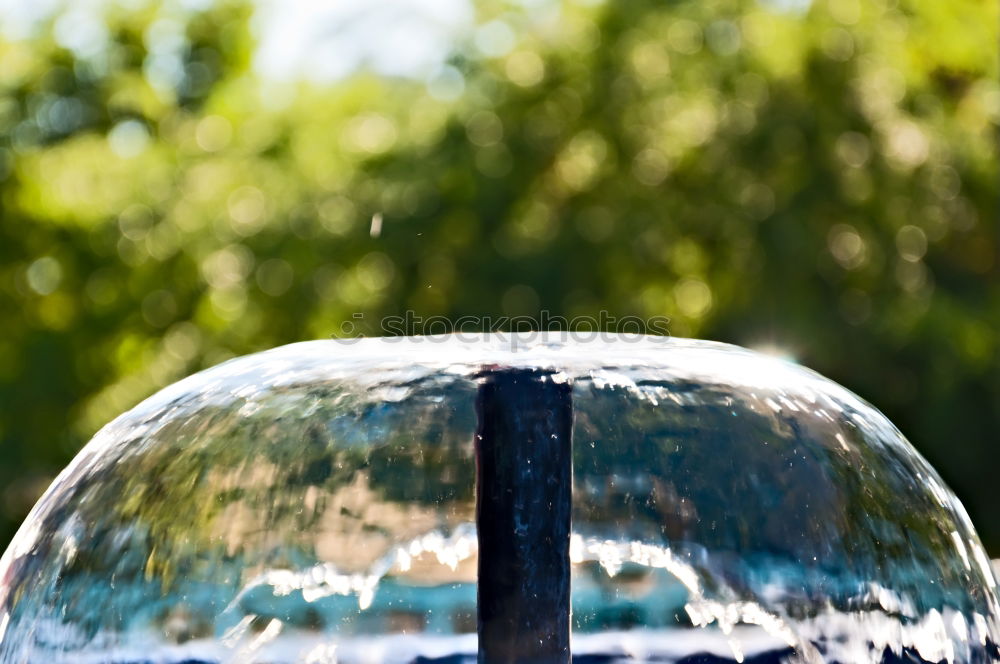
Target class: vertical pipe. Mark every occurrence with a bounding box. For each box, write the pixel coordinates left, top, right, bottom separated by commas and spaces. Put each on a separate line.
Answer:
475, 368, 573, 664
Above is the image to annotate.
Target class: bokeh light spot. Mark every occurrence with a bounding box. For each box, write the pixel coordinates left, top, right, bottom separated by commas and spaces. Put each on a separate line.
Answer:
835, 131, 871, 168
475, 20, 516, 57
25, 256, 62, 296
142, 290, 178, 328
227, 186, 268, 236
667, 20, 703, 55
343, 113, 398, 154
895, 225, 928, 263
827, 224, 867, 270
107, 120, 150, 159
256, 258, 294, 297
632, 148, 670, 186
674, 278, 713, 318
505, 51, 544, 87
466, 111, 504, 147
195, 115, 233, 152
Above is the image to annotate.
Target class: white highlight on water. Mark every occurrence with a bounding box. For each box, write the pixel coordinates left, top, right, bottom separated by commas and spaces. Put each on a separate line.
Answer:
230, 523, 478, 612
10, 526, 999, 664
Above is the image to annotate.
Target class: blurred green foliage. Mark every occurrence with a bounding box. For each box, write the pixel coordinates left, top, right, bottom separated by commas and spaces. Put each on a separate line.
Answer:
0, 0, 997, 553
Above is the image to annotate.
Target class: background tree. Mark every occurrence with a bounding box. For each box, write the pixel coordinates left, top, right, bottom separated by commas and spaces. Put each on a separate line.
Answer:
0, 0, 997, 552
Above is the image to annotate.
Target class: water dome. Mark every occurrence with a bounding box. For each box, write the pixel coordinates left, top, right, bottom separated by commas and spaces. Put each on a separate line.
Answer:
0, 334, 997, 663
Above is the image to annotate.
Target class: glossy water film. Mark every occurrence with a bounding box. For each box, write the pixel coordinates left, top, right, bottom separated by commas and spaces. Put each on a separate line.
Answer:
0, 334, 997, 663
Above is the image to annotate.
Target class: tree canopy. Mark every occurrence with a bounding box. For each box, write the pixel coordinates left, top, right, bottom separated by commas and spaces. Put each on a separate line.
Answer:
0, 0, 997, 552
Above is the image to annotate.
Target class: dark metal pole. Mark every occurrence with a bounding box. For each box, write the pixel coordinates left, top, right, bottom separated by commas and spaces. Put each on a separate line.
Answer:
475, 368, 573, 664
